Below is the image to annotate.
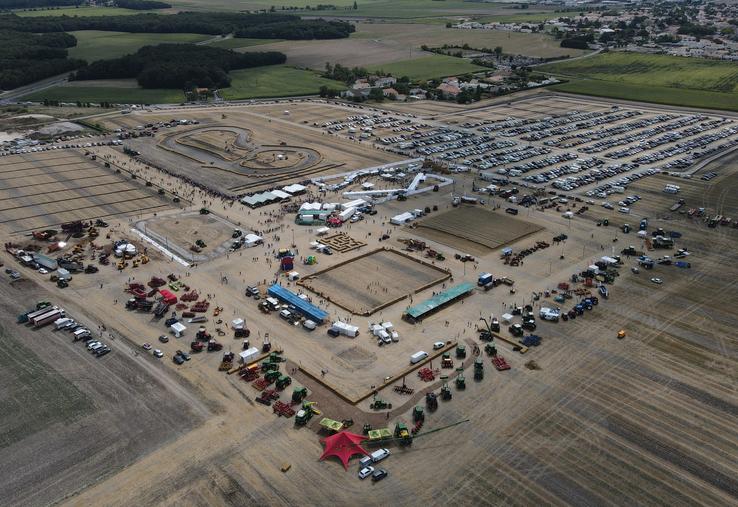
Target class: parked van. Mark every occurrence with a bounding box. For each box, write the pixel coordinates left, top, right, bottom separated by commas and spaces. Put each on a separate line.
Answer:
410, 351, 428, 364
370, 448, 390, 463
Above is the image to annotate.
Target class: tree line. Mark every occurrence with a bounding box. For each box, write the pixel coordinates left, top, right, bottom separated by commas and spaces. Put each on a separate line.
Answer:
234, 19, 353, 39
0, 0, 81, 8
0, 12, 301, 35
0, 30, 82, 90
72, 44, 286, 89
115, 0, 171, 10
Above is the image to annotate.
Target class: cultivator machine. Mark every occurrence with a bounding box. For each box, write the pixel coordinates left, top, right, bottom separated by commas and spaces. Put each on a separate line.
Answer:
273, 401, 296, 418
256, 389, 280, 406
181, 290, 199, 302
252, 377, 271, 391
393, 384, 414, 395
492, 356, 511, 371
219, 352, 235, 371
417, 367, 437, 382
239, 365, 260, 381
190, 301, 210, 313
148, 277, 166, 288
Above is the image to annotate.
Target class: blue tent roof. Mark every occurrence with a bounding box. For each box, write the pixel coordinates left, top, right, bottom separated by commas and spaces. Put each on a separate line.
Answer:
405, 283, 474, 319
267, 284, 329, 323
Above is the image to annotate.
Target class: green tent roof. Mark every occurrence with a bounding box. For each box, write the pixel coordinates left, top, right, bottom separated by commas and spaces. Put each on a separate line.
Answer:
405, 282, 474, 319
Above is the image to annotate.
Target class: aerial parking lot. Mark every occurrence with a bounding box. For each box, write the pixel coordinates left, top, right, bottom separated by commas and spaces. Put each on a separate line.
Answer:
0, 94, 736, 507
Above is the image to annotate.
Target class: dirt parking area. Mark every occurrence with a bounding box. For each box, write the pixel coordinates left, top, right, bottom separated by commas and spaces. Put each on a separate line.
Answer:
412, 206, 544, 255
299, 248, 449, 315
0, 150, 171, 233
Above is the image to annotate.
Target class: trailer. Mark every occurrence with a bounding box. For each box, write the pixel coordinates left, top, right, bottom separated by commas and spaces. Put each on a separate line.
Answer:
32, 308, 64, 327
477, 272, 493, 286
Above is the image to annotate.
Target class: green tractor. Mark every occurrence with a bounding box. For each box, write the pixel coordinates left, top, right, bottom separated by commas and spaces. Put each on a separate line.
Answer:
295, 408, 312, 425
440, 376, 452, 400
474, 358, 484, 381
292, 387, 308, 403
261, 360, 279, 372
484, 343, 497, 357
455, 368, 466, 390
265, 370, 281, 383
413, 406, 425, 422
456, 345, 466, 359
276, 375, 292, 390
394, 423, 413, 445
426, 392, 438, 411
369, 394, 393, 410
362, 423, 372, 435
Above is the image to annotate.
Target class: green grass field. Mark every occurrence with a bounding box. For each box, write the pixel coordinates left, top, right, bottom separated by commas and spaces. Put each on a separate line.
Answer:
540, 52, 738, 111
208, 37, 282, 49
15, 6, 148, 16
221, 65, 346, 100
368, 54, 485, 81
551, 79, 738, 113
541, 52, 738, 93
24, 86, 185, 105
68, 31, 211, 62
476, 10, 581, 24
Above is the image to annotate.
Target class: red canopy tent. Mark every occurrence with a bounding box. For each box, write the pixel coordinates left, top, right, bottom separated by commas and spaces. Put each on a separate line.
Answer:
319, 430, 369, 470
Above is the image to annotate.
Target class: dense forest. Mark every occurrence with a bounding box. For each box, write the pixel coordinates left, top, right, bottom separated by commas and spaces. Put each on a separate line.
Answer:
0, 30, 83, 89
235, 19, 354, 40
115, 0, 171, 10
73, 44, 285, 89
0, 0, 81, 8
0, 11, 352, 90
0, 12, 302, 35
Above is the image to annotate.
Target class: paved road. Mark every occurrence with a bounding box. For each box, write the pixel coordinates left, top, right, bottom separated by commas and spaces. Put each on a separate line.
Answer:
0, 73, 70, 104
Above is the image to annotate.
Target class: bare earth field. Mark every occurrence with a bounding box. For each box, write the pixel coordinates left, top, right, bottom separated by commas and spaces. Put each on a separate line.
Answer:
0, 278, 208, 507
299, 248, 449, 315
0, 96, 736, 507
0, 151, 172, 233
413, 206, 544, 254
240, 23, 587, 70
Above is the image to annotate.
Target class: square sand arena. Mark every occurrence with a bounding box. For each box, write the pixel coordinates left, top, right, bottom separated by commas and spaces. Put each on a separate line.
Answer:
298, 248, 450, 315
411, 206, 543, 255
136, 211, 238, 263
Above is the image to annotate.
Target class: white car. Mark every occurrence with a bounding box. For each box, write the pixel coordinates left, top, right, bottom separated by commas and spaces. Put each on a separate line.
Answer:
358, 466, 374, 479
650, 277, 663, 285
618, 207, 630, 214
153, 349, 164, 358
433, 341, 445, 350
38, 268, 48, 274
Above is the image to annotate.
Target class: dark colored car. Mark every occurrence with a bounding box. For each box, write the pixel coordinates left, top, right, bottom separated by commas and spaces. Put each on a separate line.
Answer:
371, 469, 388, 482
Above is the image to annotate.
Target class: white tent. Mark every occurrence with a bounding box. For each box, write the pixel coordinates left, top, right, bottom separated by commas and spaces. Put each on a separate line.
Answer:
232, 318, 245, 330
170, 322, 186, 337
244, 233, 262, 247
390, 212, 415, 225
239, 346, 260, 364
315, 227, 330, 236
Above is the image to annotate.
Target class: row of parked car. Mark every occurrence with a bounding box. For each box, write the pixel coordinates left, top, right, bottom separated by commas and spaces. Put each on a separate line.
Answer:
1, 139, 122, 156
55, 317, 111, 357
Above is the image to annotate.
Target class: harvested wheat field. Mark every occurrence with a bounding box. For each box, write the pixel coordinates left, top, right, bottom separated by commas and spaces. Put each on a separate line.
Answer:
412, 206, 544, 255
